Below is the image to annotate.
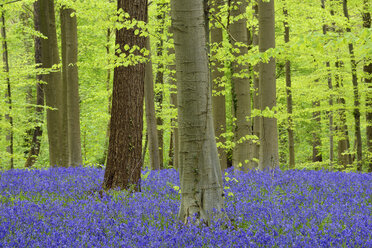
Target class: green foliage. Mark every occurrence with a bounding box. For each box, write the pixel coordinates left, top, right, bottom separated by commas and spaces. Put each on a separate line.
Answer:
0, 0, 371, 171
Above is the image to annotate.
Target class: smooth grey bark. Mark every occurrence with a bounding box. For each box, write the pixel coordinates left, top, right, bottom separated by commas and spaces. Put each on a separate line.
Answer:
363, 0, 372, 172
283, 4, 295, 169
145, 37, 161, 170
342, 0, 362, 171
61, 7, 82, 167
229, 0, 253, 171
258, 0, 279, 170
25, 0, 44, 168
211, 0, 227, 171
39, 0, 64, 166
252, 2, 260, 168
1, 8, 13, 169
171, 0, 224, 224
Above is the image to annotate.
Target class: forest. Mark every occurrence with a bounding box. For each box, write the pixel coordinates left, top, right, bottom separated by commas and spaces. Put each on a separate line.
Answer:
0, 0, 371, 247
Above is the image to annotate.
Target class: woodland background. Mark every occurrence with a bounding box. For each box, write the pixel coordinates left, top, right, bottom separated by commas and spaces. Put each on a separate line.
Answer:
0, 0, 371, 172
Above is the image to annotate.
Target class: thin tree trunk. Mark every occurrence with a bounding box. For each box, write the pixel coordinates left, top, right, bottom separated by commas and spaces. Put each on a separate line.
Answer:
211, 0, 227, 171
171, 0, 224, 224
25, 0, 44, 168
229, 0, 253, 171
258, 0, 279, 170
283, 4, 295, 169
335, 60, 352, 168
39, 0, 64, 166
321, 0, 334, 168
1, 8, 13, 169
342, 0, 362, 171
168, 27, 178, 170
363, 0, 372, 172
155, 3, 165, 168
20, 10, 34, 158
252, 2, 260, 168
103, 0, 147, 191
312, 100, 323, 162
61, 7, 82, 167
103, 28, 112, 165
145, 37, 160, 170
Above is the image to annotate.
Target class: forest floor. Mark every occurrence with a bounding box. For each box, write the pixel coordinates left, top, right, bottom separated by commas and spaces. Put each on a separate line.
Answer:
0, 167, 371, 247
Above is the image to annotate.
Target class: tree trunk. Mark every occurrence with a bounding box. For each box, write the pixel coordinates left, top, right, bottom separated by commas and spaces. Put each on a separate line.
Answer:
20, 10, 34, 158
168, 27, 178, 170
103, 28, 112, 165
155, 3, 165, 168
252, 2, 260, 168
39, 0, 64, 166
145, 37, 161, 170
25, 0, 45, 168
363, 0, 372, 172
103, 0, 147, 191
229, 0, 253, 171
211, 0, 227, 171
321, 0, 334, 168
1, 8, 13, 169
61, 7, 82, 167
342, 0, 362, 171
312, 100, 323, 162
335, 61, 352, 168
171, 0, 224, 224
258, 0, 279, 170
283, 4, 295, 169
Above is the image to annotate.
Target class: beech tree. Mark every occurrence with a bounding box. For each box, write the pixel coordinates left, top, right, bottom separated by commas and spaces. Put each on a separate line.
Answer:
103, 0, 147, 191
283, 2, 295, 169
258, 0, 279, 170
211, 0, 227, 171
25, 0, 44, 168
1, 5, 13, 169
171, 0, 224, 223
229, 0, 253, 171
145, 37, 160, 170
61, 6, 82, 167
363, 0, 372, 172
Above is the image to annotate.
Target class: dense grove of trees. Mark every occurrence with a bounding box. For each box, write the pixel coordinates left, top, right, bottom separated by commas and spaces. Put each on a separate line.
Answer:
0, 0, 371, 220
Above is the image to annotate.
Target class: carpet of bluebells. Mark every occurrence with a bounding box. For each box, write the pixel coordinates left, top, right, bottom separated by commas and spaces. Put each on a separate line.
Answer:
0, 167, 371, 247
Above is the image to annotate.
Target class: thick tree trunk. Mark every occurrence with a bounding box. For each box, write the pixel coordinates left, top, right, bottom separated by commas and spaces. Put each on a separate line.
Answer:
283, 5, 295, 169
103, 0, 147, 191
39, 0, 64, 166
61, 7, 82, 167
363, 0, 372, 172
211, 0, 227, 171
1, 8, 13, 169
342, 0, 362, 171
229, 0, 253, 171
25, 1, 44, 168
252, 3, 260, 168
171, 0, 224, 224
312, 100, 323, 162
258, 0, 279, 170
145, 37, 161, 170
